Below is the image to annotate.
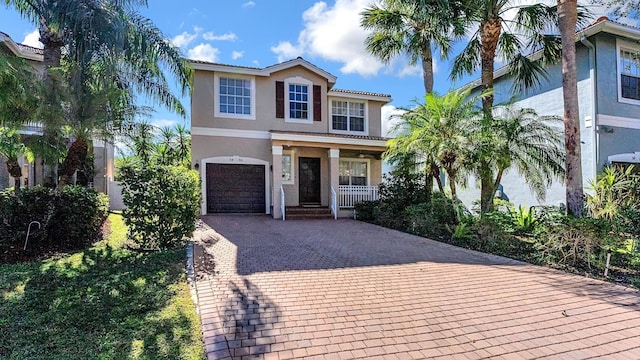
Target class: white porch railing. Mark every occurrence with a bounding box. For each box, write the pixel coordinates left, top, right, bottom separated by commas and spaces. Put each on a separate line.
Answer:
330, 186, 338, 219
280, 185, 285, 221
338, 185, 379, 208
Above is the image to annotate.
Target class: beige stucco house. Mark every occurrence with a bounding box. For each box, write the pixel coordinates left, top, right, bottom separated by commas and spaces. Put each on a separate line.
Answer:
191, 57, 391, 219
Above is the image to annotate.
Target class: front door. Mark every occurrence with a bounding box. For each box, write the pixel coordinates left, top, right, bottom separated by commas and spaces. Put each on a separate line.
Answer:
299, 157, 321, 204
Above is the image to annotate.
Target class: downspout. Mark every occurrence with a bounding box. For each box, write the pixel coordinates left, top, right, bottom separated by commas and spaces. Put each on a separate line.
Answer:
580, 35, 599, 180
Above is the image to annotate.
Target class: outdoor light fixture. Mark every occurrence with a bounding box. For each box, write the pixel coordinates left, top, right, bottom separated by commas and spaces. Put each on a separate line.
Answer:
194, 162, 200, 170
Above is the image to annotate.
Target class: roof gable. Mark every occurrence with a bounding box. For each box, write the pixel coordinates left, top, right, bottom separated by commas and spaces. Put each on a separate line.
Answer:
0, 32, 43, 61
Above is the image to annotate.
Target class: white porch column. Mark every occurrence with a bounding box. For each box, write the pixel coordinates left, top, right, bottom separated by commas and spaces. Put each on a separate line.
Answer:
272, 145, 283, 219
328, 148, 340, 204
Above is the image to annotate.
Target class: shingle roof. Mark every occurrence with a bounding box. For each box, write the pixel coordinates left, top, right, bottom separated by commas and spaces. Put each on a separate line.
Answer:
330, 88, 392, 99
270, 130, 389, 142
189, 59, 262, 70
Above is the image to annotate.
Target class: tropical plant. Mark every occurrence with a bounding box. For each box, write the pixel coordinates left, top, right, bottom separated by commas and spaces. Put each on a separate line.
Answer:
385, 89, 481, 198
587, 165, 640, 220
450, 0, 590, 212
0, 127, 34, 193
510, 205, 538, 234
361, 0, 470, 93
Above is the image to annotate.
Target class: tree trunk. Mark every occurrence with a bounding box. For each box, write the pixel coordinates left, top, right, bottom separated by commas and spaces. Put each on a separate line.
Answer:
40, 23, 64, 69
421, 43, 434, 94
478, 17, 502, 213
58, 138, 88, 189
430, 162, 444, 192
6, 159, 22, 194
558, 0, 584, 216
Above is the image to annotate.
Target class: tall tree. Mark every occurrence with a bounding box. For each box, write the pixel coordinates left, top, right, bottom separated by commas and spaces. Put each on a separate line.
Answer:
557, 0, 583, 216
0, 127, 34, 193
361, 0, 470, 94
451, 1, 589, 212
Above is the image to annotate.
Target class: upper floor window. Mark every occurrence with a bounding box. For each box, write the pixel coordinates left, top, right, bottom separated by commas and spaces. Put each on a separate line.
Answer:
620, 49, 640, 101
289, 84, 309, 119
331, 100, 366, 133
214, 73, 255, 120
283, 77, 314, 123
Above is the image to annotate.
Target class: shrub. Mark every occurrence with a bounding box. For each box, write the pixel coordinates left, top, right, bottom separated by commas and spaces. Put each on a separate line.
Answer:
120, 163, 200, 250
0, 186, 108, 256
404, 193, 461, 239
354, 200, 379, 222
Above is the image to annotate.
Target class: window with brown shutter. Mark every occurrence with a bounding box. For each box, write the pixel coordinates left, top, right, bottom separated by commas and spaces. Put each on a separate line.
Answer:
275, 81, 284, 118
313, 85, 321, 121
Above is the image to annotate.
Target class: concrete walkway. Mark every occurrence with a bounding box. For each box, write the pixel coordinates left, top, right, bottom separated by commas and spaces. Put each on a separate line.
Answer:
193, 215, 640, 360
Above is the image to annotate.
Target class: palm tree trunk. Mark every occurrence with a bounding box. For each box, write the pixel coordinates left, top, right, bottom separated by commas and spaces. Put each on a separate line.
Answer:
430, 162, 444, 192
479, 163, 494, 213
6, 159, 22, 194
421, 43, 434, 94
558, 0, 583, 216
58, 138, 88, 189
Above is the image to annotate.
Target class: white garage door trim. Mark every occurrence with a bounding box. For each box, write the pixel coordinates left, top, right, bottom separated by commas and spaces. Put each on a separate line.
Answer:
201, 156, 271, 215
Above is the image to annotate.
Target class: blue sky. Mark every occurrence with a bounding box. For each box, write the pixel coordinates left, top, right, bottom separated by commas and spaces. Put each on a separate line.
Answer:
0, 0, 615, 134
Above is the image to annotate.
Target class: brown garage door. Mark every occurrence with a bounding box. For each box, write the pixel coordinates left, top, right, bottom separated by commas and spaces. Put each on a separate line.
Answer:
206, 163, 266, 213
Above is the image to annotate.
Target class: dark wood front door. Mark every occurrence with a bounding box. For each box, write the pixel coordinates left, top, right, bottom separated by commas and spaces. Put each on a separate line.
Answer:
299, 157, 321, 204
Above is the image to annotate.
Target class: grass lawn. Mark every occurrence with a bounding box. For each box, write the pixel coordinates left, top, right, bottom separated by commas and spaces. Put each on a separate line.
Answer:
0, 213, 204, 359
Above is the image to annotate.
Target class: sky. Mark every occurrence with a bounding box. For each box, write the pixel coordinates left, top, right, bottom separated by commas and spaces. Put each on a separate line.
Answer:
0, 0, 620, 136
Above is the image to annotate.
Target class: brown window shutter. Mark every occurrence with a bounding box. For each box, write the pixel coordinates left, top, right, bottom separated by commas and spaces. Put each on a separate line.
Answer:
275, 81, 284, 119
313, 85, 321, 121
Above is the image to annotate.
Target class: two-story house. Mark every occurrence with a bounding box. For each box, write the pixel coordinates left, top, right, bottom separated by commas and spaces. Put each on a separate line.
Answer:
458, 17, 640, 209
190, 57, 391, 219
0, 31, 114, 194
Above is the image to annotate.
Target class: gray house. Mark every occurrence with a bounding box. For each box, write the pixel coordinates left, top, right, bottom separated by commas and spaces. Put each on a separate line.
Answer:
458, 17, 640, 209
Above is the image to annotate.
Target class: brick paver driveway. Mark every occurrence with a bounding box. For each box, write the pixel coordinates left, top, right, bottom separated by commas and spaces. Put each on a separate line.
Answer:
193, 216, 640, 360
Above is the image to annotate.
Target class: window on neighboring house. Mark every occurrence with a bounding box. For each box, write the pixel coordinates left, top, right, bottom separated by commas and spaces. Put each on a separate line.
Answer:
339, 160, 368, 186
289, 84, 309, 119
215, 74, 255, 119
620, 48, 640, 101
331, 101, 365, 132
282, 152, 294, 184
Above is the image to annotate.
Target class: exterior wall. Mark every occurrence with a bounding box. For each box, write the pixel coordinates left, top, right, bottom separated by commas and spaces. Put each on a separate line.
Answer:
282, 147, 329, 207
367, 101, 384, 137
93, 143, 114, 193
599, 126, 640, 165
0, 156, 9, 189
192, 135, 272, 165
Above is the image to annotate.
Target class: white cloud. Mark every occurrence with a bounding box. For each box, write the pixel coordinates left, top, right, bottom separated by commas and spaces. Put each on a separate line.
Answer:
151, 119, 178, 128
202, 32, 237, 41
187, 44, 220, 63
252, 60, 260, 66
271, 0, 384, 77
171, 27, 202, 48
22, 29, 43, 49
242, 1, 255, 8
231, 51, 244, 60
381, 105, 405, 138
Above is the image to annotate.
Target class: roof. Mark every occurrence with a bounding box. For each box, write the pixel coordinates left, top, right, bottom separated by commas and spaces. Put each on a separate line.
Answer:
464, 17, 640, 89
191, 56, 338, 85
0, 31, 43, 61
329, 88, 392, 103
270, 130, 389, 145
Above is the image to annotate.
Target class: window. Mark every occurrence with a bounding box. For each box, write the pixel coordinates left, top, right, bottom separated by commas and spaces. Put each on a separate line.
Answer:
289, 84, 308, 119
331, 100, 366, 133
282, 151, 294, 184
618, 40, 640, 104
214, 74, 255, 120
284, 77, 313, 123
339, 160, 368, 186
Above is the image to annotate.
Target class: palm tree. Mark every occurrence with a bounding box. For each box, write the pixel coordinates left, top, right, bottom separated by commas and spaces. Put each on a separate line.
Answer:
557, 0, 583, 216
361, 0, 470, 93
0, 127, 34, 193
385, 89, 481, 198
450, 1, 589, 212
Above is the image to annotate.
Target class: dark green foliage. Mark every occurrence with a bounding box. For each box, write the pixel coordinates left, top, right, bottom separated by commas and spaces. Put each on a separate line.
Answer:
354, 200, 380, 222
0, 186, 108, 260
120, 163, 200, 250
405, 193, 461, 240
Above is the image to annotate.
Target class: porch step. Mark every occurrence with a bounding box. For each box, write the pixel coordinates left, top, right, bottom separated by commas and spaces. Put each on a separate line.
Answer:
285, 206, 333, 220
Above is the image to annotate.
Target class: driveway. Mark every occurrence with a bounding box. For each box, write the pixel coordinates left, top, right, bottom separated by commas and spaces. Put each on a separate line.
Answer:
193, 216, 640, 360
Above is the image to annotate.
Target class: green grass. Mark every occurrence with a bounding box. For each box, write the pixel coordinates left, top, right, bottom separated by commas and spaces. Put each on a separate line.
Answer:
0, 213, 204, 360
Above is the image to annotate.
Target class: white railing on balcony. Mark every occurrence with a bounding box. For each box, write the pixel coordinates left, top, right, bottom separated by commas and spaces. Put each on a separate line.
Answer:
338, 185, 379, 208
330, 186, 338, 219
280, 185, 285, 221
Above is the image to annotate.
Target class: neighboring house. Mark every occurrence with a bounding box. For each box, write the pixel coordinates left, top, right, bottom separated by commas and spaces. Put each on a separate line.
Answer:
458, 17, 640, 209
190, 57, 392, 219
0, 31, 115, 194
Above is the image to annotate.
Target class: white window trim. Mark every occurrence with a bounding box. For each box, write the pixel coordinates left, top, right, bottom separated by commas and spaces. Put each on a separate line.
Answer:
214, 72, 256, 120
339, 158, 371, 186
284, 76, 313, 124
616, 39, 640, 106
282, 150, 295, 185
329, 98, 369, 135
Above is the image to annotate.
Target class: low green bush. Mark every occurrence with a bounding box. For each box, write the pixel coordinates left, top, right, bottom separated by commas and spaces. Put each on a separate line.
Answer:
405, 193, 461, 240
354, 200, 379, 222
0, 186, 108, 257
120, 163, 200, 250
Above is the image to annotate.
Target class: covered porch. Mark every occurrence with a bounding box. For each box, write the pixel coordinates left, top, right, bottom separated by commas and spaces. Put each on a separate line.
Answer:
270, 131, 387, 219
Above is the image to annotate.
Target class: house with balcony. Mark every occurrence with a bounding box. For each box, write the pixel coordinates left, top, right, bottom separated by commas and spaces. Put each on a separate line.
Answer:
457, 17, 640, 209
0, 31, 114, 194
190, 57, 391, 219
